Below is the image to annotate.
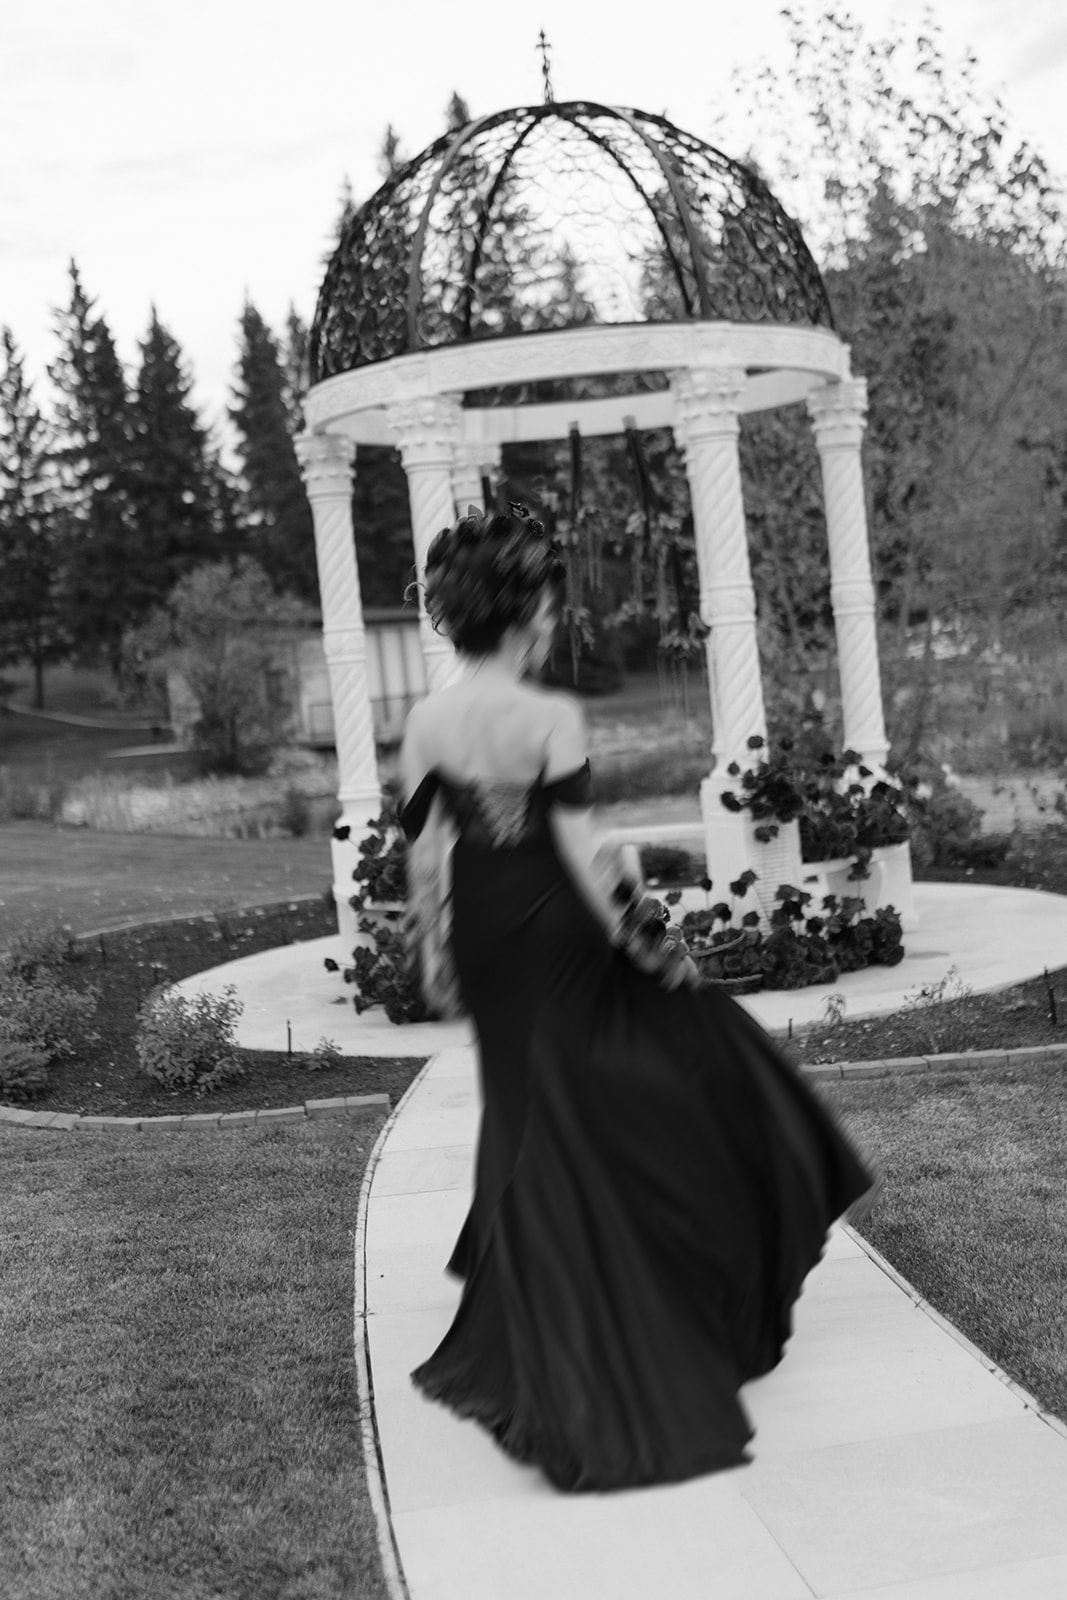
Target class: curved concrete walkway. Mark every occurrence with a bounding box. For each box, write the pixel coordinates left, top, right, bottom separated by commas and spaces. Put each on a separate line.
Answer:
173, 882, 1067, 1053
360, 1047, 1067, 1600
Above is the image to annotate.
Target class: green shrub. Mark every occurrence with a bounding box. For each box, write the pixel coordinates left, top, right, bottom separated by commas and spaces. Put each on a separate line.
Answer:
4, 917, 76, 981
0, 768, 66, 822
0, 967, 98, 1101
135, 985, 246, 1095
278, 785, 312, 837
903, 778, 989, 870
0, 1039, 51, 1099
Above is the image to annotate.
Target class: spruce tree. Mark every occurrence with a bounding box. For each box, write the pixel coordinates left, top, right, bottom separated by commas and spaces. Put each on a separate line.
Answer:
230, 300, 317, 603
283, 305, 310, 433
0, 328, 65, 706
130, 308, 221, 595
48, 261, 143, 674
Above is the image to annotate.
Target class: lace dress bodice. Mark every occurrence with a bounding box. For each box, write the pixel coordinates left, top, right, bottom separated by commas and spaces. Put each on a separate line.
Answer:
399, 761, 593, 850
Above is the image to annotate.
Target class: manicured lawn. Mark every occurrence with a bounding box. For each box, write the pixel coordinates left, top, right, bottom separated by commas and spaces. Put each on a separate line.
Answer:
0, 822, 332, 945
0, 1116, 396, 1600
825, 1061, 1067, 1425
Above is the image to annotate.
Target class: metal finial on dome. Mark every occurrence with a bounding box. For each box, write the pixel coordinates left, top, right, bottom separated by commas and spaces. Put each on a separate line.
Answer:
537, 30, 554, 104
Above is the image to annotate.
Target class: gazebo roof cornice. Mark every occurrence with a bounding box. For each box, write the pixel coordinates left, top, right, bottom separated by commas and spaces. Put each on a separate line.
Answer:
304, 320, 851, 444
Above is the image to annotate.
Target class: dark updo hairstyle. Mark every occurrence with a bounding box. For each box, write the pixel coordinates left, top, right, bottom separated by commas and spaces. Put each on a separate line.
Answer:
423, 502, 565, 657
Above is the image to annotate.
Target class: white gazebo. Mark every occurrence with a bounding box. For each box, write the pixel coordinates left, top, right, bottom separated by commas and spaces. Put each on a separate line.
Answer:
298, 100, 912, 946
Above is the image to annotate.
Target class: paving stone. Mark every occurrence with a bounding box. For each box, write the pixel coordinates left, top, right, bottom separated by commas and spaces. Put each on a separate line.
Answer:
955, 1049, 1008, 1072
219, 1111, 259, 1128
1006, 1045, 1067, 1066
0, 1107, 40, 1126
256, 1106, 306, 1124
839, 1060, 889, 1079
141, 1115, 187, 1131
47, 1113, 79, 1130
181, 1113, 221, 1129
800, 1063, 843, 1081
306, 1097, 348, 1119
74, 1115, 141, 1131
882, 1056, 928, 1074
17, 1111, 62, 1128
344, 1094, 391, 1115
926, 1053, 981, 1073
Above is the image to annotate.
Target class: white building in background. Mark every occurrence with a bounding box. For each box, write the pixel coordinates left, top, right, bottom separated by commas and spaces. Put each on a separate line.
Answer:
166, 609, 425, 751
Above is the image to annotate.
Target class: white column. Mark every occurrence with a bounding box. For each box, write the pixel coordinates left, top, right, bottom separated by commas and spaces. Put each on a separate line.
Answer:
672, 367, 798, 914
296, 430, 380, 949
671, 367, 766, 767
387, 394, 463, 692
809, 379, 916, 929
808, 378, 889, 769
450, 439, 502, 514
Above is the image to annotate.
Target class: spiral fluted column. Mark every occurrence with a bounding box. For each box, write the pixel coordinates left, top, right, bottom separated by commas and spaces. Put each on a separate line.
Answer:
672, 368, 789, 906
672, 368, 766, 766
388, 394, 463, 692
297, 431, 380, 947
808, 378, 889, 770
450, 440, 502, 515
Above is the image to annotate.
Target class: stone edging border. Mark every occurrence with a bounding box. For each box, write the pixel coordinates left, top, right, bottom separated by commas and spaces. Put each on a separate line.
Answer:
0, 1094, 390, 1132
350, 1054, 434, 1600
799, 1042, 1067, 1081
4, 1041, 1064, 1134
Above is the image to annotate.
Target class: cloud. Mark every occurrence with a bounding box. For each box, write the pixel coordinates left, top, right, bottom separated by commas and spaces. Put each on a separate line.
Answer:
1009, 21, 1067, 82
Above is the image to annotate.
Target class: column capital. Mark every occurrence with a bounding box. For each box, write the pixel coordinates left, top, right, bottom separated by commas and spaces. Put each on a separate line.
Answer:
670, 366, 746, 447
387, 392, 463, 469
807, 378, 868, 450
296, 430, 355, 497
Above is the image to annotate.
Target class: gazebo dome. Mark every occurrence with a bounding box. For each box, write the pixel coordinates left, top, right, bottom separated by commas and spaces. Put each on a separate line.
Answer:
310, 101, 833, 382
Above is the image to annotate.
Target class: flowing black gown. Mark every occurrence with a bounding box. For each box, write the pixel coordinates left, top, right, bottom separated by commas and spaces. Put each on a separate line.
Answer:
399, 761, 874, 1493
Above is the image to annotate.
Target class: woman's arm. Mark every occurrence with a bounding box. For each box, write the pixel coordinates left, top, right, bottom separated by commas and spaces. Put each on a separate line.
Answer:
545, 695, 695, 990
399, 699, 431, 803
542, 696, 621, 931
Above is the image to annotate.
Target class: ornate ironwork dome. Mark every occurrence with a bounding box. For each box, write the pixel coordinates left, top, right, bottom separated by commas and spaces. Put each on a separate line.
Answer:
310, 101, 833, 383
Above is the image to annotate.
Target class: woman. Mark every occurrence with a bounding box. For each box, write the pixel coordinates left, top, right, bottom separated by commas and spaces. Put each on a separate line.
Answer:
399, 504, 876, 1493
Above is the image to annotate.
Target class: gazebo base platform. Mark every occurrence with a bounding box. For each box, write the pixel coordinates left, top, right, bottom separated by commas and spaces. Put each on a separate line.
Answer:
172, 882, 1067, 1052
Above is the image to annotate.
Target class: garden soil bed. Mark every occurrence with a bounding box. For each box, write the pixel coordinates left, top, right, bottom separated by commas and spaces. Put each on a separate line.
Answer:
790, 962, 1067, 1066
19, 901, 427, 1119
10, 882, 1067, 1119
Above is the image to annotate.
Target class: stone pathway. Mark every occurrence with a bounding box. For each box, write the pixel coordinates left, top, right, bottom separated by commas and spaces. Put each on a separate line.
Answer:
361, 1047, 1067, 1600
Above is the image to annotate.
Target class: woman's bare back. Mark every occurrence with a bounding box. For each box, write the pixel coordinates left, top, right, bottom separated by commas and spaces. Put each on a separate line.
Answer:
404, 675, 585, 790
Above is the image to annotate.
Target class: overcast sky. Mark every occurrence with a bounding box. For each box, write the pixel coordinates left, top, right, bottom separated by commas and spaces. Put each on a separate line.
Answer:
4, 0, 1067, 435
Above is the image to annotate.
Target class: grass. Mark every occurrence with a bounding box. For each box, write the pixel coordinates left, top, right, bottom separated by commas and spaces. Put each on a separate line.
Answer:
0, 1116, 395, 1600
824, 1062, 1067, 1425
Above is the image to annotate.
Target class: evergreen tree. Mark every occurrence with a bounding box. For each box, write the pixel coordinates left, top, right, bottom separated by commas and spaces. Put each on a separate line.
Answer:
48, 261, 143, 674
0, 328, 65, 706
378, 124, 406, 180
230, 300, 317, 603
282, 305, 310, 433
446, 92, 472, 132
130, 308, 221, 595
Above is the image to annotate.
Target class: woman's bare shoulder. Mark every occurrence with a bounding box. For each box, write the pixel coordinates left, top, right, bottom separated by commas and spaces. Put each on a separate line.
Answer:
522, 681, 585, 720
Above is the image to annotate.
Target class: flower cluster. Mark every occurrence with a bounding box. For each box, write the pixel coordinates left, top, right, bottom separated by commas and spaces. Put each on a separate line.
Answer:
681, 873, 904, 992
720, 735, 910, 877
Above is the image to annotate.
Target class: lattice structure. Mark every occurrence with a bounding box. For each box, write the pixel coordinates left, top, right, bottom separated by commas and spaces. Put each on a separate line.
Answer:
310, 102, 833, 382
